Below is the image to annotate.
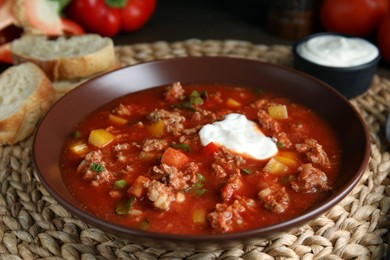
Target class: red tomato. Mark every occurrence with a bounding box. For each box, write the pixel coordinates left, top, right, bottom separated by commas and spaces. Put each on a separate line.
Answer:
0, 25, 23, 64
121, 0, 156, 32
377, 13, 390, 64
66, 0, 122, 37
61, 18, 85, 35
0, 42, 12, 64
320, 0, 389, 37
66, 0, 156, 37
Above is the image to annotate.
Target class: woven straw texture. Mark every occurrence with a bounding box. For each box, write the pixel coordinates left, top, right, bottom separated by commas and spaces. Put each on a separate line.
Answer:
1, 39, 389, 259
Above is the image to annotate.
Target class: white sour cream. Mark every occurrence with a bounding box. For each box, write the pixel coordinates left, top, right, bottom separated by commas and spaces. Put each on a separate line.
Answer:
199, 113, 278, 160
297, 35, 379, 67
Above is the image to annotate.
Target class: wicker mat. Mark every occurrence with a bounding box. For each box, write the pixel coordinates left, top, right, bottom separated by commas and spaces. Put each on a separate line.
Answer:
1, 39, 390, 259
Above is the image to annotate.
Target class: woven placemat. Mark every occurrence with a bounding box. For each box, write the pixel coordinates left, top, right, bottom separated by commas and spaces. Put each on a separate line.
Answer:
1, 39, 389, 259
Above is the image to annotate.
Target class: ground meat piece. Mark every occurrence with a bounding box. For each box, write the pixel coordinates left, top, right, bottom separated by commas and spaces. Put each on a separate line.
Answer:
295, 138, 331, 168
208, 196, 255, 233
182, 109, 217, 135
291, 123, 305, 134
109, 190, 122, 198
147, 109, 185, 135
258, 185, 289, 214
114, 143, 130, 162
291, 163, 330, 193
191, 111, 202, 122
275, 132, 292, 149
212, 164, 227, 179
183, 162, 200, 184
145, 180, 175, 210
257, 109, 281, 132
209, 91, 223, 104
190, 109, 217, 124
221, 173, 242, 201
164, 82, 185, 102
141, 139, 169, 152
161, 163, 190, 191
211, 147, 245, 180
252, 99, 269, 109
113, 103, 135, 116
152, 162, 200, 191
77, 150, 113, 187
114, 143, 130, 151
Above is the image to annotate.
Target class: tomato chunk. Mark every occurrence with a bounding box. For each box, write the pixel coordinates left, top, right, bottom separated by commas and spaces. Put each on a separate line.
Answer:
202, 142, 220, 157
161, 147, 189, 169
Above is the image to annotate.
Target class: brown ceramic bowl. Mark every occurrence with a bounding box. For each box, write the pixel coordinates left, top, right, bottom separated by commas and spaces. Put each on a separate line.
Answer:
32, 56, 370, 251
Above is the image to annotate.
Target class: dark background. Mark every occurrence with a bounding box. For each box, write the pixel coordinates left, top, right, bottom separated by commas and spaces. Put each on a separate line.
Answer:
113, 0, 390, 78
114, 0, 318, 45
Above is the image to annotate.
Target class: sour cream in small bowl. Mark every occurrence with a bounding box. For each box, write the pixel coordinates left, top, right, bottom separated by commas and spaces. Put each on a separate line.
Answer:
293, 32, 380, 98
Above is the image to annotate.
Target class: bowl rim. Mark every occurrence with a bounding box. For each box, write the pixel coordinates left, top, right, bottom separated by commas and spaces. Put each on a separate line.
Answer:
32, 56, 371, 245
292, 32, 381, 71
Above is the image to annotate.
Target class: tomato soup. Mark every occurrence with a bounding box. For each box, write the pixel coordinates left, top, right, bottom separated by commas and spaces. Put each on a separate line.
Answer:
60, 83, 342, 234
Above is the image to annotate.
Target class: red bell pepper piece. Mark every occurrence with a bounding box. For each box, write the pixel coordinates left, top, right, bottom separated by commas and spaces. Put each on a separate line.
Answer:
202, 142, 220, 157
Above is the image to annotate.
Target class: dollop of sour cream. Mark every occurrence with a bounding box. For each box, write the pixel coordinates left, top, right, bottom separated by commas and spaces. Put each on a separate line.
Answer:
199, 113, 278, 160
297, 35, 379, 67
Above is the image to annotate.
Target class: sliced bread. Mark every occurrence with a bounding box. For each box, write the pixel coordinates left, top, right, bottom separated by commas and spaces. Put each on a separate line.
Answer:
0, 62, 54, 145
11, 34, 115, 81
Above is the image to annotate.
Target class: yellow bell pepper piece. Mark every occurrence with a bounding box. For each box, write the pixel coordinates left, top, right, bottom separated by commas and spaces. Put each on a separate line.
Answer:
274, 150, 299, 168
267, 104, 288, 119
192, 208, 207, 224
263, 158, 289, 175
147, 120, 165, 137
88, 129, 115, 148
226, 98, 241, 107
109, 114, 128, 125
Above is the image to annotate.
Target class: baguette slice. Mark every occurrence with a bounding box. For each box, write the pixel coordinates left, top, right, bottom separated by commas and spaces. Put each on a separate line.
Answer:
0, 62, 54, 145
52, 56, 122, 101
11, 34, 115, 81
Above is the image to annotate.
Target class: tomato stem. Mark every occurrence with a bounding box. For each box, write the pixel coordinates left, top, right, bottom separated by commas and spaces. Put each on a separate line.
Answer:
105, 0, 128, 8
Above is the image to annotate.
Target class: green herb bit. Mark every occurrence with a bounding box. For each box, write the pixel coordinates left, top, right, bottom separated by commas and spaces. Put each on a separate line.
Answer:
171, 142, 191, 152
277, 142, 284, 148
172, 101, 196, 111
114, 179, 128, 189
197, 173, 206, 182
90, 162, 105, 173
253, 88, 264, 96
115, 197, 135, 215
192, 182, 204, 190
72, 131, 81, 139
189, 90, 204, 106
140, 219, 150, 230
241, 168, 252, 175
196, 188, 207, 196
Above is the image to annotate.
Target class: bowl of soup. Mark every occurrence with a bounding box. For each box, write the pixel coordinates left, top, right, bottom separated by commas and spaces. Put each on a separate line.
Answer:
32, 56, 370, 251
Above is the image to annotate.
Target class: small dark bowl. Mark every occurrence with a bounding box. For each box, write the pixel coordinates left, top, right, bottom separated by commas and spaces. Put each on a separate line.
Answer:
32, 56, 370, 251
293, 32, 380, 98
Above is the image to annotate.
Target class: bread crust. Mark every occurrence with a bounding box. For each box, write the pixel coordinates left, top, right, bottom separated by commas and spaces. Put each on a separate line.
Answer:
57, 42, 115, 80
0, 63, 54, 145
11, 35, 116, 81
